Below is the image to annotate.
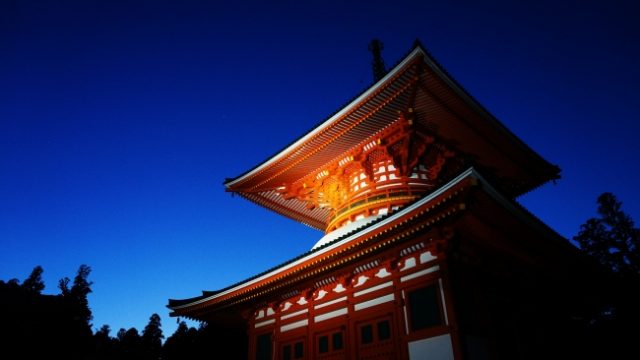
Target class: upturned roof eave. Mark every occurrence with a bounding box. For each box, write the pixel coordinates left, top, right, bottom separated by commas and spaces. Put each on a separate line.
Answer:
223, 46, 426, 190
170, 166, 570, 315
169, 167, 480, 313
416, 44, 560, 182
224, 42, 559, 194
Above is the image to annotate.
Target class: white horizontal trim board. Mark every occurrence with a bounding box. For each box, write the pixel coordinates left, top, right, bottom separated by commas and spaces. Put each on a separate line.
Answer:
281, 319, 308, 332
281, 308, 308, 320
400, 265, 440, 282
254, 319, 275, 328
354, 293, 395, 311
354, 281, 393, 297
314, 307, 348, 323
314, 296, 347, 310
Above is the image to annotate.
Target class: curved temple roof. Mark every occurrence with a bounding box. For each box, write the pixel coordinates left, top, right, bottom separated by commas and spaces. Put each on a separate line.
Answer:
224, 43, 560, 231
169, 167, 572, 318
170, 167, 481, 314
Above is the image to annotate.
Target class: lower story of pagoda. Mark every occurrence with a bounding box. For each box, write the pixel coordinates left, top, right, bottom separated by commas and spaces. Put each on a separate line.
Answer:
248, 239, 457, 360
171, 169, 599, 359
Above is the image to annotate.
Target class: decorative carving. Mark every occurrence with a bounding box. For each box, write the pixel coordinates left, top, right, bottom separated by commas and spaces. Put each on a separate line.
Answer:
296, 296, 308, 305
313, 289, 328, 301
399, 257, 417, 271
419, 251, 437, 264
278, 113, 458, 232
255, 309, 265, 319
374, 267, 392, 278
352, 275, 369, 287
281, 301, 293, 312
360, 148, 387, 181
423, 143, 455, 181
379, 111, 435, 177
280, 163, 349, 211
332, 283, 347, 293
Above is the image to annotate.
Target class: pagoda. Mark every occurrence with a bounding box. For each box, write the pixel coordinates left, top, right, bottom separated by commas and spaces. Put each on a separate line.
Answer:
168, 41, 588, 359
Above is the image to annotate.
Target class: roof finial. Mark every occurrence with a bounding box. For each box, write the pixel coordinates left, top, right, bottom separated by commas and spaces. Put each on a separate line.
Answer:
368, 39, 386, 82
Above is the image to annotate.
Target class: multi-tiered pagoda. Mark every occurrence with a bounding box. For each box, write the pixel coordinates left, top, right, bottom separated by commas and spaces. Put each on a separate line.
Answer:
168, 42, 590, 359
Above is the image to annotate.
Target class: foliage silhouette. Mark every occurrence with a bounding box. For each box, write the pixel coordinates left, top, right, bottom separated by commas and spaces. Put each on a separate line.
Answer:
162, 320, 247, 360
0, 266, 200, 359
21, 265, 45, 294
120, 327, 143, 360
574, 192, 640, 276
69, 264, 94, 326
0, 265, 93, 359
572, 193, 640, 358
141, 313, 164, 360
94, 325, 117, 359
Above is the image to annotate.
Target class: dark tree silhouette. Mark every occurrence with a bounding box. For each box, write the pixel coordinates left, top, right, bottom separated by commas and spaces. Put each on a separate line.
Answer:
163, 321, 198, 360
162, 320, 249, 360
96, 324, 111, 337
22, 265, 45, 293
94, 324, 117, 359
141, 313, 164, 360
117, 327, 127, 342
69, 264, 94, 325
56, 264, 94, 359
120, 327, 143, 360
1, 265, 96, 359
572, 192, 640, 359
59, 276, 70, 295
574, 192, 640, 276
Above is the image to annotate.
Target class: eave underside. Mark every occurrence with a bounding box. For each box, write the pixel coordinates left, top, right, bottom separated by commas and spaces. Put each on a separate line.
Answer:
229, 60, 419, 193
168, 168, 478, 316
169, 168, 570, 320
169, 170, 571, 318
224, 47, 559, 229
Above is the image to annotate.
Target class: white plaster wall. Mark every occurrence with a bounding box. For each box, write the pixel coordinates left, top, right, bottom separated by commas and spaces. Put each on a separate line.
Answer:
408, 334, 454, 360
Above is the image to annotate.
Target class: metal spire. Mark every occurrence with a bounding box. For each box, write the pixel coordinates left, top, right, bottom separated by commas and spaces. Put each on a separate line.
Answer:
368, 39, 386, 82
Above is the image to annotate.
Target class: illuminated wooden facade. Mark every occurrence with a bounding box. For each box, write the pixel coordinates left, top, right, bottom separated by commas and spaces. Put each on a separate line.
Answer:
168, 44, 584, 359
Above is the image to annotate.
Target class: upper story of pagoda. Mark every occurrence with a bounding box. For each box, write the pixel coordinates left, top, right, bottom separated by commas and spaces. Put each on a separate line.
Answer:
224, 43, 560, 237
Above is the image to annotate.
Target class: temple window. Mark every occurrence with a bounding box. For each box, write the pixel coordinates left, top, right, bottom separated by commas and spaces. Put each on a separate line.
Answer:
281, 339, 304, 360
256, 333, 272, 360
358, 319, 391, 344
316, 328, 345, 357
408, 284, 443, 331
355, 316, 395, 358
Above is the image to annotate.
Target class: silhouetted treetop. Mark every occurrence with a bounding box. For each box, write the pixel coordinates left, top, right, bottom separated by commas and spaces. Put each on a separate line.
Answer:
71, 264, 93, 299
22, 265, 45, 293
96, 324, 111, 337
142, 313, 164, 344
115, 327, 126, 342
62, 264, 93, 326
574, 192, 640, 276
59, 276, 70, 295
142, 313, 164, 360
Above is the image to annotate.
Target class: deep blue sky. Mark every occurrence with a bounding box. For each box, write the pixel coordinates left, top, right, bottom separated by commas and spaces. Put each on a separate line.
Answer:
1, 0, 638, 337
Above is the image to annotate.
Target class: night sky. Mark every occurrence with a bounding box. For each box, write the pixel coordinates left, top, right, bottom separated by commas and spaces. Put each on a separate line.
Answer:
1, 0, 638, 337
